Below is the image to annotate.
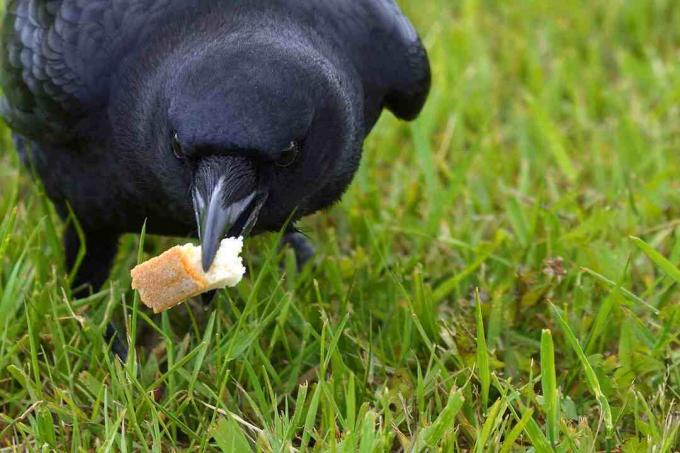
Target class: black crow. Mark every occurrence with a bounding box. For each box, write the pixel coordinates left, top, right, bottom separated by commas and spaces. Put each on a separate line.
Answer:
1, 1, 430, 295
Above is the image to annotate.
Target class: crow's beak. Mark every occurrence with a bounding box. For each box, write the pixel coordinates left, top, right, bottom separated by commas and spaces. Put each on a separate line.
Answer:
193, 177, 267, 271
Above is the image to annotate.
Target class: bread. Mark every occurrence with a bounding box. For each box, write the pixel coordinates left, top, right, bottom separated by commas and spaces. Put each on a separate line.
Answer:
131, 237, 245, 313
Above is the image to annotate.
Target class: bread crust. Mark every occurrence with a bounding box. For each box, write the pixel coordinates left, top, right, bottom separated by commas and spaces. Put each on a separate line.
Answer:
131, 246, 208, 313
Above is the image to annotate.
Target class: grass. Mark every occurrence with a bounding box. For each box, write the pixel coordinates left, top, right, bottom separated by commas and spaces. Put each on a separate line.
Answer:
1, 0, 680, 450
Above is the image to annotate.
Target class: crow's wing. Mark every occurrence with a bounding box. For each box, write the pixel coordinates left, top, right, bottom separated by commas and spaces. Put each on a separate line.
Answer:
0, 0, 171, 142
304, 0, 431, 121
1, 0, 430, 143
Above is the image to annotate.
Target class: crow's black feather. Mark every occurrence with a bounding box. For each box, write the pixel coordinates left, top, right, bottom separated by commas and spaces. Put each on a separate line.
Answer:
1, 0, 431, 291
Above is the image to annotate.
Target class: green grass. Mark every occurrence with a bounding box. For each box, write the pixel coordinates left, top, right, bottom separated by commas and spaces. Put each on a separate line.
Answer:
1, 0, 680, 450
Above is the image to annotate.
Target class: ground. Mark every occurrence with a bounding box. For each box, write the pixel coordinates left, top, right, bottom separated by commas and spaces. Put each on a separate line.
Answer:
1, 0, 679, 451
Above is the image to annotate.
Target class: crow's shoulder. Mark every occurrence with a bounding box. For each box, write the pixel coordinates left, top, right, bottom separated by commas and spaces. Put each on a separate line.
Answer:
302, 0, 431, 120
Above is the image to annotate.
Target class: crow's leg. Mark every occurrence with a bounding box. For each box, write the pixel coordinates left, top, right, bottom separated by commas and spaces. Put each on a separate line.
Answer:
64, 226, 119, 293
200, 290, 218, 307
280, 229, 315, 270
64, 226, 127, 360
104, 322, 128, 362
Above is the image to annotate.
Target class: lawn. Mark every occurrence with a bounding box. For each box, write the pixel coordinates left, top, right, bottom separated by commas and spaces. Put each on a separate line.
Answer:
1, 0, 679, 450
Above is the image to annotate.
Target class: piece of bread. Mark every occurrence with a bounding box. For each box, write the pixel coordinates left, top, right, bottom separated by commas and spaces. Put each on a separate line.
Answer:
131, 237, 245, 313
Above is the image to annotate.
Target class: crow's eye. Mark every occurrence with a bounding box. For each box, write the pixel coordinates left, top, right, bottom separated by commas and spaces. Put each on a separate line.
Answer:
276, 141, 300, 168
171, 132, 184, 159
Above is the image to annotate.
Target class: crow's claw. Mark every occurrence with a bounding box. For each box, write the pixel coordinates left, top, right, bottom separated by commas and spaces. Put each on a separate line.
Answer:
104, 322, 128, 362
280, 231, 315, 270
201, 289, 218, 307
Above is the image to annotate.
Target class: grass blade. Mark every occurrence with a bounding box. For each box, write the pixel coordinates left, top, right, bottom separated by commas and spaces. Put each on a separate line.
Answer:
550, 304, 613, 436
476, 289, 490, 410
475, 398, 505, 452
499, 408, 535, 453
211, 416, 253, 453
417, 387, 465, 449
630, 236, 680, 283
540, 329, 559, 446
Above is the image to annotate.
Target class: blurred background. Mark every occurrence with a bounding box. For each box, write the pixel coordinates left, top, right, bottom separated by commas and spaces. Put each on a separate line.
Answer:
1, 0, 679, 450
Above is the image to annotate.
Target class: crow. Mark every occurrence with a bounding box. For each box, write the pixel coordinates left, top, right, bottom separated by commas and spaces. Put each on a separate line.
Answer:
1, 0, 430, 329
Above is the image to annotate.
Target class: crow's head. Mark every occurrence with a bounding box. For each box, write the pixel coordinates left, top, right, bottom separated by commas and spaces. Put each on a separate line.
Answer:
131, 34, 363, 270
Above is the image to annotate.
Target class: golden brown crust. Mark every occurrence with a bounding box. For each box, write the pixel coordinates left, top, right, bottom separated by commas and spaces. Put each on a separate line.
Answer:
131, 246, 208, 313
